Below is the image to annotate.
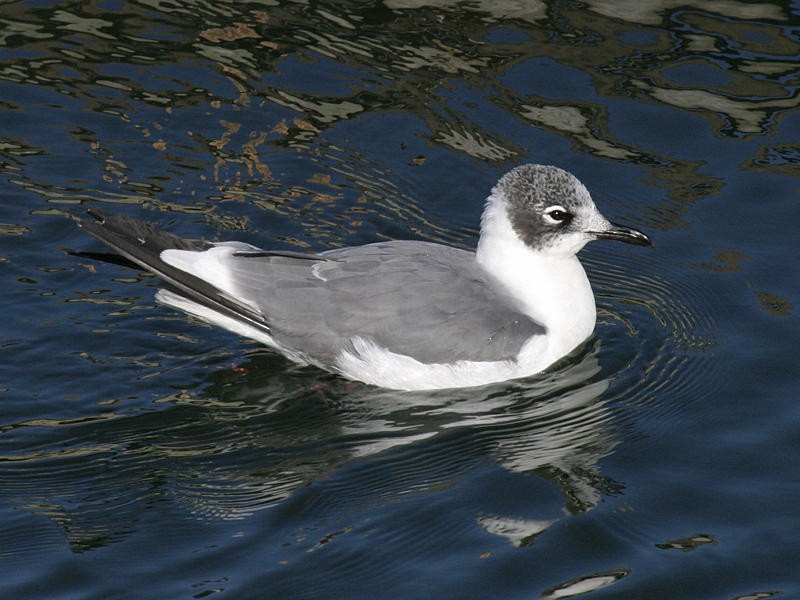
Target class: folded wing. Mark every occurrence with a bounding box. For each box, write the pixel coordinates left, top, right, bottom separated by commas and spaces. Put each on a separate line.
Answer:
209, 240, 544, 365
81, 210, 544, 367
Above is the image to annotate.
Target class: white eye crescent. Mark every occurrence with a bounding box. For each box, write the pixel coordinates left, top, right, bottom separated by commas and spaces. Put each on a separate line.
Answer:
544, 205, 572, 225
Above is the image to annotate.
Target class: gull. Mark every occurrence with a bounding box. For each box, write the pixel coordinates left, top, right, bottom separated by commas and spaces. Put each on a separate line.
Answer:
78, 164, 653, 391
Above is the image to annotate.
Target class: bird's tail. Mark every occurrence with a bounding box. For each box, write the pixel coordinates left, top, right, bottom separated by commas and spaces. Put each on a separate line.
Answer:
77, 209, 271, 335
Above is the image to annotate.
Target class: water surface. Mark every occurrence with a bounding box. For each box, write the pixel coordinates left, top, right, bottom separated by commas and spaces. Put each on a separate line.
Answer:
1, 1, 798, 598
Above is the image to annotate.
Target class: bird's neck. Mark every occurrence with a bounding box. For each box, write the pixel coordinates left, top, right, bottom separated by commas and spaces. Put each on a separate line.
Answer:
475, 195, 596, 356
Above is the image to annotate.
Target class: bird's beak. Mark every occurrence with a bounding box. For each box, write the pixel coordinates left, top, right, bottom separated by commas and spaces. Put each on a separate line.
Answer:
591, 223, 654, 247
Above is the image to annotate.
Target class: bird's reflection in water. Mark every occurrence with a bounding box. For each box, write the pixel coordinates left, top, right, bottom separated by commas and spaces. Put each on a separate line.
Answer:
3, 339, 622, 551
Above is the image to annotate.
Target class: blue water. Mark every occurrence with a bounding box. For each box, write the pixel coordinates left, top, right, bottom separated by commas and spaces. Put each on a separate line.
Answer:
1, 1, 799, 599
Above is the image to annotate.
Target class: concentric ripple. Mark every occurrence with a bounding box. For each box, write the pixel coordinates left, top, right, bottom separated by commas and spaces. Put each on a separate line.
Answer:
585, 243, 725, 428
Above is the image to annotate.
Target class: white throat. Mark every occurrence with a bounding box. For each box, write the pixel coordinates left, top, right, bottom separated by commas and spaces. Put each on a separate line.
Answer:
475, 191, 596, 361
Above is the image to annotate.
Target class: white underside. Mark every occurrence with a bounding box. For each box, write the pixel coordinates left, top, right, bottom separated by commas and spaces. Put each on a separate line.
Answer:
335, 336, 535, 391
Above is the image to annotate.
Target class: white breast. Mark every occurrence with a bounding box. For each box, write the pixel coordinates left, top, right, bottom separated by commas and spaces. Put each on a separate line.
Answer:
475, 193, 597, 371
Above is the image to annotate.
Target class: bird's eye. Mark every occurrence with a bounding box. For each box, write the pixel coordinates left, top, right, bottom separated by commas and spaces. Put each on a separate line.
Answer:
544, 206, 572, 225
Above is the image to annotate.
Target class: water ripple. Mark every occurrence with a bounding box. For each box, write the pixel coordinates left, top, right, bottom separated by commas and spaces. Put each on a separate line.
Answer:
586, 245, 724, 430
0, 340, 622, 543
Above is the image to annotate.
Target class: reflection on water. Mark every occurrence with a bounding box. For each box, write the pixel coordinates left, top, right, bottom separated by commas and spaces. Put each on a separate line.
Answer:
3, 0, 799, 235
1, 343, 618, 551
540, 569, 631, 599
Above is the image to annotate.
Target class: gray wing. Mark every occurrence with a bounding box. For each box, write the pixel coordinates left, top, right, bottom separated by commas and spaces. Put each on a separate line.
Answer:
223, 240, 544, 365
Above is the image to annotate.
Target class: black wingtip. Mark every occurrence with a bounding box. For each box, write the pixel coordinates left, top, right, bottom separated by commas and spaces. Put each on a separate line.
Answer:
74, 207, 272, 337
65, 248, 143, 270
76, 208, 106, 231
86, 208, 106, 223
78, 208, 201, 253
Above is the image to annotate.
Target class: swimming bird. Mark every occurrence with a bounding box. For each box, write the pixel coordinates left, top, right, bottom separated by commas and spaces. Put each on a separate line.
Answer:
78, 164, 652, 390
